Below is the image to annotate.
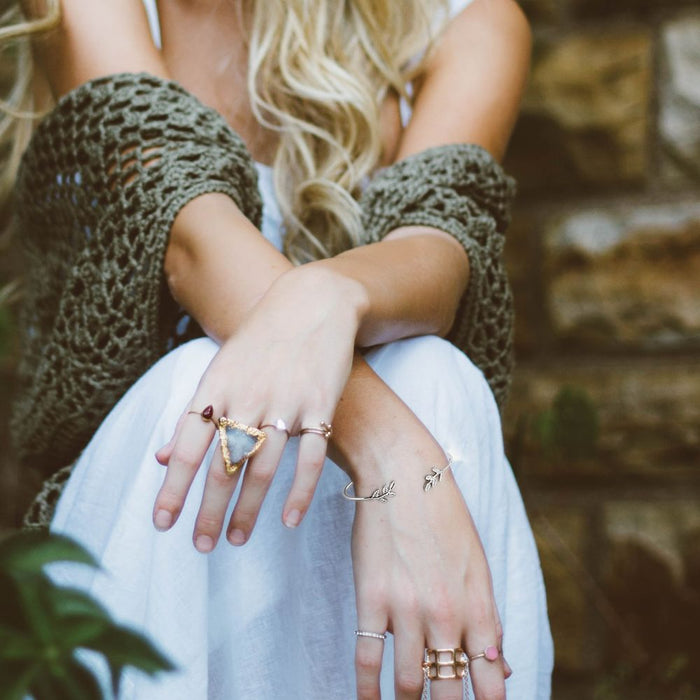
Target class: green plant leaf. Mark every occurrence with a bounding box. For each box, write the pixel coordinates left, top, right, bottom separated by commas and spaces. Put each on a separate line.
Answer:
14, 574, 56, 647
0, 659, 42, 700
531, 386, 599, 460
44, 585, 112, 624
0, 571, 26, 630
83, 626, 175, 676
49, 657, 104, 700
550, 386, 599, 460
41, 586, 114, 650
0, 532, 99, 576
0, 626, 44, 661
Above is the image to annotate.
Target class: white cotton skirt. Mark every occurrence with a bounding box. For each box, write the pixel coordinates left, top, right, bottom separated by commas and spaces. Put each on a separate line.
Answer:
49, 335, 554, 699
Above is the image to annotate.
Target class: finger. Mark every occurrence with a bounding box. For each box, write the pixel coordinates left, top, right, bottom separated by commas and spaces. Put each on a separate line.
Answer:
393, 616, 426, 700
355, 612, 388, 699
192, 445, 241, 553
227, 426, 288, 544
465, 615, 506, 700
282, 429, 329, 528
153, 410, 216, 531
155, 407, 191, 465
492, 601, 511, 680
424, 637, 464, 700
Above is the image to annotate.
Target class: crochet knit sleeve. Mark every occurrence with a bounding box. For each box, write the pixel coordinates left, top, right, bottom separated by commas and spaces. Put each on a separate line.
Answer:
11, 73, 262, 473
358, 144, 516, 409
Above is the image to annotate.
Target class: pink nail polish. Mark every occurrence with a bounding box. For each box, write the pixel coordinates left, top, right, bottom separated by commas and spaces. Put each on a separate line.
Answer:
195, 535, 214, 553
154, 509, 172, 531
284, 509, 301, 528
229, 529, 246, 545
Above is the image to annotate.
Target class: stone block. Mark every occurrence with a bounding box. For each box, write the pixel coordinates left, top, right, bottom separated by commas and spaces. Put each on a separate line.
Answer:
570, 0, 698, 20
505, 30, 652, 194
659, 13, 700, 185
503, 357, 700, 476
543, 201, 700, 350
601, 501, 700, 683
505, 210, 546, 356
517, 0, 561, 24
531, 506, 597, 673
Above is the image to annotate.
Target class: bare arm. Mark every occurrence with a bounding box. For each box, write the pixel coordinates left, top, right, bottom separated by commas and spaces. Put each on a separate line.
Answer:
32, 0, 528, 351
165, 0, 531, 348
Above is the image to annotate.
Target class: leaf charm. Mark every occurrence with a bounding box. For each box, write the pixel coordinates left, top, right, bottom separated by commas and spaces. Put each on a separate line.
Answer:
370, 480, 396, 503
423, 467, 444, 493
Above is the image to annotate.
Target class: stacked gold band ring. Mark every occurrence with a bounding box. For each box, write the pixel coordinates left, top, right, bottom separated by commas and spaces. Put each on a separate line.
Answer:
298, 421, 333, 439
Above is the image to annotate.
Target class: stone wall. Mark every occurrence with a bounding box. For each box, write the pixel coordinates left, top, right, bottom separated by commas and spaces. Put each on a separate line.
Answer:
505, 1, 700, 697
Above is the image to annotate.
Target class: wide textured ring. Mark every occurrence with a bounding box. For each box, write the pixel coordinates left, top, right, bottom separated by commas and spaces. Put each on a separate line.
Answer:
260, 418, 290, 437
217, 418, 266, 476
354, 630, 387, 641
423, 648, 468, 680
468, 645, 500, 663
298, 421, 333, 440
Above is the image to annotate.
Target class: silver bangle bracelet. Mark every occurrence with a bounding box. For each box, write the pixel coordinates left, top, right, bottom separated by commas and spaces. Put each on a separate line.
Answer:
423, 453, 454, 493
342, 480, 396, 503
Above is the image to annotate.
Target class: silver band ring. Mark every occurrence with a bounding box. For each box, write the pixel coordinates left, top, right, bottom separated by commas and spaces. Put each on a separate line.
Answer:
355, 630, 387, 640
299, 421, 332, 440
260, 418, 290, 437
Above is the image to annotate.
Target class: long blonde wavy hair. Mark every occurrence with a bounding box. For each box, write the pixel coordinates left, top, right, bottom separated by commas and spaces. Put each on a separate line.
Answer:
1, 0, 449, 262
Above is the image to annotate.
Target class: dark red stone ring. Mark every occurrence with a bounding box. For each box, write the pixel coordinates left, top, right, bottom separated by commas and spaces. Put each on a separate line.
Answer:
188, 404, 215, 421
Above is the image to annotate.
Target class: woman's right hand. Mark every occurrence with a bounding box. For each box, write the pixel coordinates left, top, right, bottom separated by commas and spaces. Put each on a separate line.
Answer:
152, 264, 368, 550
349, 447, 511, 700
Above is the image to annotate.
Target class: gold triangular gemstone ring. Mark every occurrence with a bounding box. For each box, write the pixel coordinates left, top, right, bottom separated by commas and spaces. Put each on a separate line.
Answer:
217, 418, 267, 475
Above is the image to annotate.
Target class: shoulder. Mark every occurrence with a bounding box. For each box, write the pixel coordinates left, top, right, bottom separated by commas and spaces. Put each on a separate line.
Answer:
438, 0, 531, 60
396, 0, 531, 162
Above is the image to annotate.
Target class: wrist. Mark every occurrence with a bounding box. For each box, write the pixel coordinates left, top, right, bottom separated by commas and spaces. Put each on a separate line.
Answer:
330, 355, 447, 488
306, 260, 370, 334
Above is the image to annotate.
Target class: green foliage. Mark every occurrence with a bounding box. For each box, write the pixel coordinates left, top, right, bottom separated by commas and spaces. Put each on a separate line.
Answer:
533, 385, 599, 460
0, 531, 175, 699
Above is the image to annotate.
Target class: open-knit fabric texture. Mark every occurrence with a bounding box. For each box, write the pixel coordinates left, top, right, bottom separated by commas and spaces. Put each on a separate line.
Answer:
359, 144, 516, 408
11, 73, 263, 477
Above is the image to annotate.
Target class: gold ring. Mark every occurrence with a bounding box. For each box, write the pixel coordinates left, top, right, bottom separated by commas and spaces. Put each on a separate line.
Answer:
298, 421, 332, 440
260, 418, 290, 437
422, 648, 468, 681
468, 645, 500, 663
216, 418, 266, 476
188, 404, 215, 421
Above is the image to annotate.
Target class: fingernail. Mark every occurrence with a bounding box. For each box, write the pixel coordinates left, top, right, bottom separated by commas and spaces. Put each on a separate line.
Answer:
284, 509, 301, 528
195, 535, 214, 553
228, 528, 246, 546
154, 509, 173, 531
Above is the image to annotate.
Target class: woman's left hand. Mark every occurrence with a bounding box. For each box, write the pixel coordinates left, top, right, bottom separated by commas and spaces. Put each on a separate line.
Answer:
152, 265, 367, 550
351, 457, 512, 700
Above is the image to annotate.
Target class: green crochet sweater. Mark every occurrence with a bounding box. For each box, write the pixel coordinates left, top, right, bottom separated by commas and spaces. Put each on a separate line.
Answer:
11, 73, 515, 486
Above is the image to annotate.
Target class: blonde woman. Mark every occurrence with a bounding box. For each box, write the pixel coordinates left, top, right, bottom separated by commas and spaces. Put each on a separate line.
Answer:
6, 0, 553, 697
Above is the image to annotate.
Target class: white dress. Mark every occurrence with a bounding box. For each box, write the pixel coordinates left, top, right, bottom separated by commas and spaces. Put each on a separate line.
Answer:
49, 2, 554, 698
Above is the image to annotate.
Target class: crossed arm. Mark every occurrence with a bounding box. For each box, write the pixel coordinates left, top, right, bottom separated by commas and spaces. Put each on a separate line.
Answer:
29, 1, 530, 698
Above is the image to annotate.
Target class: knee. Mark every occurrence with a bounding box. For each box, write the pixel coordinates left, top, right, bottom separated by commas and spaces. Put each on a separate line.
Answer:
364, 335, 501, 446
366, 335, 490, 404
